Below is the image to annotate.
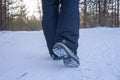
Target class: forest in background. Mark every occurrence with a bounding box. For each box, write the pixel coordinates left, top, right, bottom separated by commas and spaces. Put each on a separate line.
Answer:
80, 0, 120, 28
0, 0, 42, 30
0, 0, 120, 31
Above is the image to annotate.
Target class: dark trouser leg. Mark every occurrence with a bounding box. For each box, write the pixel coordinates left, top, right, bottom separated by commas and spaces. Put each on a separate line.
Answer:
42, 0, 59, 56
56, 0, 80, 53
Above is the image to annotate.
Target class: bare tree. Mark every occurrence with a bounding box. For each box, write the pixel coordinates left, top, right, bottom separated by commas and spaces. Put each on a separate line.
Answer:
0, 0, 9, 30
117, 0, 119, 27
83, 0, 87, 27
0, 0, 3, 29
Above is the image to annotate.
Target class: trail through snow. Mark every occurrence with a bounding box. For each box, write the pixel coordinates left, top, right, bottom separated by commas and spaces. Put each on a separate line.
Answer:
0, 28, 120, 80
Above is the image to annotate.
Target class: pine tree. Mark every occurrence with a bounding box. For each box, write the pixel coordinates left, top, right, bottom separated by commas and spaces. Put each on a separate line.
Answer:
17, 0, 27, 30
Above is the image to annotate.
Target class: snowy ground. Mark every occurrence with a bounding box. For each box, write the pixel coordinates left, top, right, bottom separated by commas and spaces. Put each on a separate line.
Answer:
0, 27, 120, 80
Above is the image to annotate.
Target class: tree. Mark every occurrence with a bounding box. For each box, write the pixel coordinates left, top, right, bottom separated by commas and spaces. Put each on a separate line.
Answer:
18, 0, 27, 30
0, 0, 3, 29
83, 0, 87, 27
9, 0, 28, 30
36, 0, 42, 21
0, 0, 8, 30
117, 0, 119, 27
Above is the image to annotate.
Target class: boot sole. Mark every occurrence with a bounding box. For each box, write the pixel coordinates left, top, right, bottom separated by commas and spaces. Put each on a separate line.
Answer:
53, 42, 80, 65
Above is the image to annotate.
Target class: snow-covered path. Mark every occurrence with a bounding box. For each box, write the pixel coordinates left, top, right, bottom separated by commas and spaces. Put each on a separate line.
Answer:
0, 28, 120, 80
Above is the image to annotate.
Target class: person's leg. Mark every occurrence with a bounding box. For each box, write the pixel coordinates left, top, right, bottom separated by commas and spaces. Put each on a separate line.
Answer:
53, 0, 80, 67
55, 0, 80, 53
42, 0, 59, 57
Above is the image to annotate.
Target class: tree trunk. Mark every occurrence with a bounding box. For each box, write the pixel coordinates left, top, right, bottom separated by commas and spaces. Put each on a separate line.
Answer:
98, 0, 101, 26
111, 0, 114, 27
102, 0, 107, 26
95, 0, 98, 26
115, 0, 117, 27
83, 0, 87, 27
37, 0, 42, 21
0, 0, 3, 30
3, 0, 7, 30
117, 0, 119, 27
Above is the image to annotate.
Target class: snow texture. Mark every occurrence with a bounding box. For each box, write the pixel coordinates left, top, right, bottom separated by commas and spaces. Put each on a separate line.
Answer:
0, 27, 120, 80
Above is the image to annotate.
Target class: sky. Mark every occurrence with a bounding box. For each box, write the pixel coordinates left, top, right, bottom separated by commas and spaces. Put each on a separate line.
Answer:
23, 0, 42, 18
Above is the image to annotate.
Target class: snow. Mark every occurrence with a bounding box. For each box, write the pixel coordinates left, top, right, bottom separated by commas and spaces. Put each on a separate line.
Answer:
0, 27, 120, 80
